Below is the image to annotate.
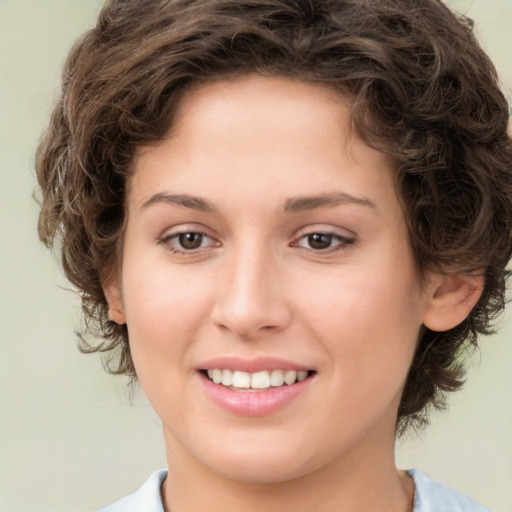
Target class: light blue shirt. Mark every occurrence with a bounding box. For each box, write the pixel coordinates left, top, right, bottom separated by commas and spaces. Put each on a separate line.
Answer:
98, 468, 492, 511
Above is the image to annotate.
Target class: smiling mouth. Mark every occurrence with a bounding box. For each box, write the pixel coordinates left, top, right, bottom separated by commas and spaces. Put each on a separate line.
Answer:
201, 369, 316, 391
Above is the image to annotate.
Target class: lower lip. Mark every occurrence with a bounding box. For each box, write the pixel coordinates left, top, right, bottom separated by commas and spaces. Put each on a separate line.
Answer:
199, 373, 314, 416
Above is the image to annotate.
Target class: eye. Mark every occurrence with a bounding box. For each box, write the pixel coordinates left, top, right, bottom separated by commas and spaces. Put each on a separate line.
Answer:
160, 230, 217, 253
176, 232, 205, 250
294, 231, 355, 252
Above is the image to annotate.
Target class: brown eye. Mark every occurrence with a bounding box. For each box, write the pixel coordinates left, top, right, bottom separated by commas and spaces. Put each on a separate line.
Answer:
160, 229, 219, 255
294, 231, 355, 253
307, 233, 333, 250
178, 232, 204, 250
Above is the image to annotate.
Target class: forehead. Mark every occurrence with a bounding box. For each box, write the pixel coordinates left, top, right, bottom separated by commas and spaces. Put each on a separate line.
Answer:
170, 76, 356, 162
131, 75, 397, 209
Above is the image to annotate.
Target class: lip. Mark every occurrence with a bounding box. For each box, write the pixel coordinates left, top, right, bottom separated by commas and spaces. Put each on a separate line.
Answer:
198, 364, 315, 417
198, 356, 313, 373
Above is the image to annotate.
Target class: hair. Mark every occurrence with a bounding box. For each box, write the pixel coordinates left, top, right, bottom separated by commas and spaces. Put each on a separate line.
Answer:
36, 0, 512, 433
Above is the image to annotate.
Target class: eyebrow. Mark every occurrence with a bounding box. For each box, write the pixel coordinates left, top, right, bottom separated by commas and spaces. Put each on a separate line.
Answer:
141, 191, 376, 214
284, 192, 376, 212
141, 193, 218, 213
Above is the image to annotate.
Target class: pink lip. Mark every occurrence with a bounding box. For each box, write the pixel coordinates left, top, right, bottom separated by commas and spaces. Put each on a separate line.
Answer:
201, 374, 313, 416
198, 356, 312, 373
198, 371, 314, 417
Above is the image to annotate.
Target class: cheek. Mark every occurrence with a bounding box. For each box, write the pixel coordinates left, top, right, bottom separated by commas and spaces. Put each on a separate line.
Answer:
301, 264, 421, 335
120, 259, 214, 369
298, 257, 422, 386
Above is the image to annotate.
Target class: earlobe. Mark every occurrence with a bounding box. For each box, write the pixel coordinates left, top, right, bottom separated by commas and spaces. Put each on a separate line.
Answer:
103, 279, 126, 325
422, 272, 484, 332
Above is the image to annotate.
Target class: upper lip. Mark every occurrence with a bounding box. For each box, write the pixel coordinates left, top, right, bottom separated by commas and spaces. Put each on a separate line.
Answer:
198, 356, 313, 373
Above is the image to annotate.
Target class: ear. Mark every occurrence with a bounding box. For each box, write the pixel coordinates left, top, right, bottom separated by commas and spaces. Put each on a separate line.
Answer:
422, 273, 483, 332
103, 277, 126, 325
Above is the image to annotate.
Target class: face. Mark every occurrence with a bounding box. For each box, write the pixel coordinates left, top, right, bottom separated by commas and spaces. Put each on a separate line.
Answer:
107, 76, 436, 484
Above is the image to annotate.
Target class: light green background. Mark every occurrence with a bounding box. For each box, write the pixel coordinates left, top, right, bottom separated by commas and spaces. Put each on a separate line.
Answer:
0, 1, 511, 510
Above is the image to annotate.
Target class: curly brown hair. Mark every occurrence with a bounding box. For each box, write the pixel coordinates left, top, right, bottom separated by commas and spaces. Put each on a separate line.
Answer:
36, 0, 512, 432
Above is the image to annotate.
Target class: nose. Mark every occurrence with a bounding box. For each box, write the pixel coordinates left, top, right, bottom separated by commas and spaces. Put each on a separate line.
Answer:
210, 244, 292, 340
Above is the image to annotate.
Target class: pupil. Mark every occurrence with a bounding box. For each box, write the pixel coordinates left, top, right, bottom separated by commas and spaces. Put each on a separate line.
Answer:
308, 233, 332, 249
179, 232, 203, 249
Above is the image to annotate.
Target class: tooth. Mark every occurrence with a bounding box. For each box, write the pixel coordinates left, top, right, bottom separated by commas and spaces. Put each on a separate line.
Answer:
210, 368, 307, 388
212, 369, 222, 384
251, 370, 270, 389
232, 370, 251, 388
221, 369, 233, 386
270, 369, 284, 387
297, 370, 308, 382
284, 370, 297, 385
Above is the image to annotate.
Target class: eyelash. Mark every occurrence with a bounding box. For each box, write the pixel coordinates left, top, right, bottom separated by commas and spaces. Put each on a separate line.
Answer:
291, 232, 356, 252
159, 231, 217, 254
159, 229, 356, 255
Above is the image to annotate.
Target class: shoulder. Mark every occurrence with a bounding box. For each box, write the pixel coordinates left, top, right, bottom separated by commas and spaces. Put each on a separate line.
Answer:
97, 469, 168, 512
409, 469, 493, 512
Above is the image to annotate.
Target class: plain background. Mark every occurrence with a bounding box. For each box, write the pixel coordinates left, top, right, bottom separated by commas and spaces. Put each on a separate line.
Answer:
0, 0, 511, 510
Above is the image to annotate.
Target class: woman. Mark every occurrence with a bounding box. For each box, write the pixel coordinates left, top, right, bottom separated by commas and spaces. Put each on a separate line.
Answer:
36, 0, 512, 510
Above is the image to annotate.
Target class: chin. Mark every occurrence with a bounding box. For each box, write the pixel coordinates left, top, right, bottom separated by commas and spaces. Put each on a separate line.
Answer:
191, 435, 325, 485
212, 456, 314, 484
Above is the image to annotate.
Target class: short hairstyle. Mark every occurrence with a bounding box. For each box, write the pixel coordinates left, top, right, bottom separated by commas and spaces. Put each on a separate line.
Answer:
36, 0, 512, 433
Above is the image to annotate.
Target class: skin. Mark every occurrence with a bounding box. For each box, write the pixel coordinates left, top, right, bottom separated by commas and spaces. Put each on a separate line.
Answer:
105, 75, 482, 512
